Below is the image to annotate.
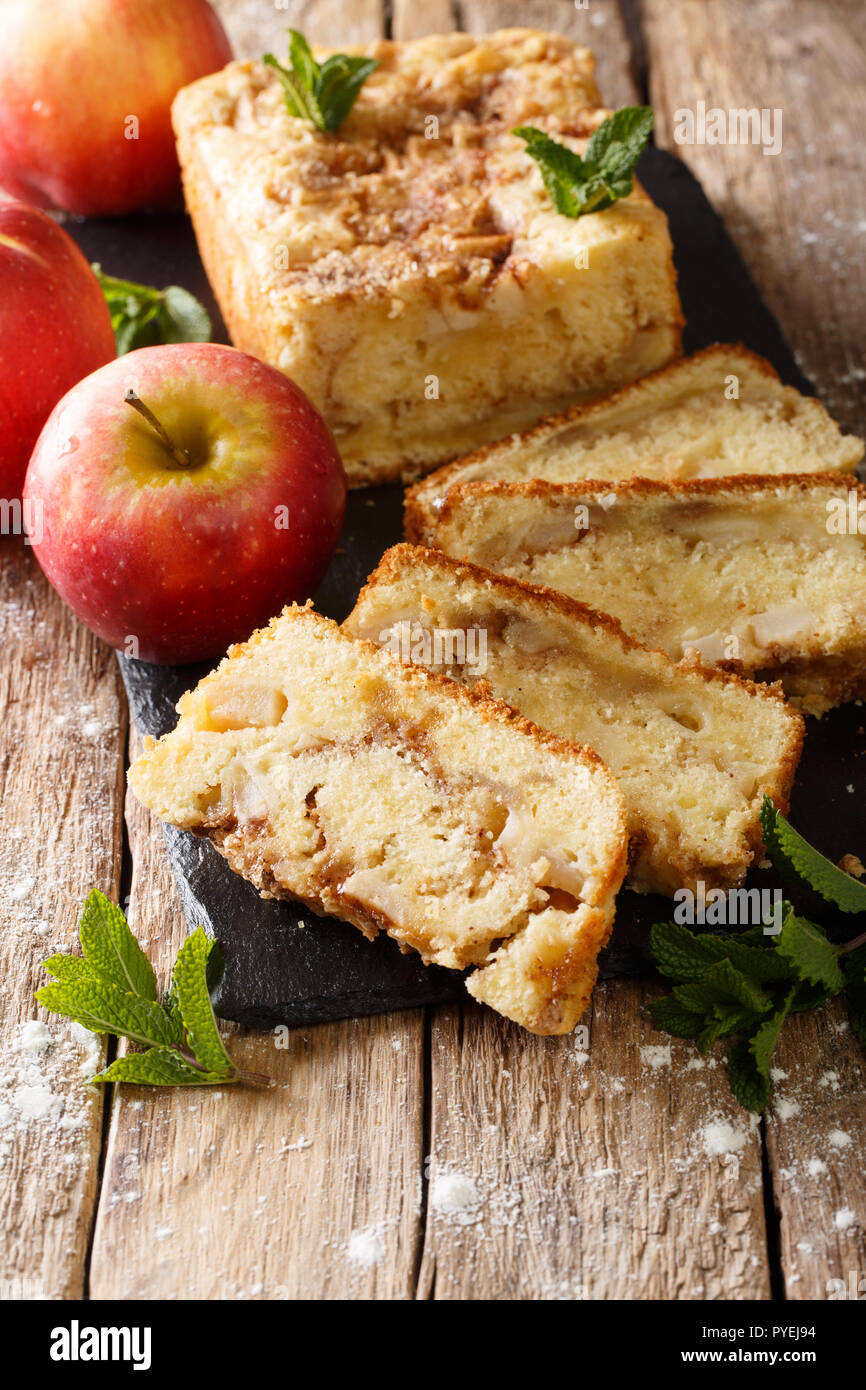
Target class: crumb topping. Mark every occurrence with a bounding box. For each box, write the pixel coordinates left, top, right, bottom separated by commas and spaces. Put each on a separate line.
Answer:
179, 29, 608, 298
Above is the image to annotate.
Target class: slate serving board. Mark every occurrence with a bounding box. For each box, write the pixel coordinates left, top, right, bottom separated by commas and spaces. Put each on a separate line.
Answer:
67, 148, 866, 1028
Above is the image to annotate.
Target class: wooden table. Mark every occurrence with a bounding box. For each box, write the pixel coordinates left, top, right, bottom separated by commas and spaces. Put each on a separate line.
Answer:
2, 0, 864, 1302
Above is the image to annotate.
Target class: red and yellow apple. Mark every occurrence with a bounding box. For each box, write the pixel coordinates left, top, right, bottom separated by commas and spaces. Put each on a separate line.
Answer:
0, 0, 232, 216
0, 198, 116, 499
23, 344, 347, 664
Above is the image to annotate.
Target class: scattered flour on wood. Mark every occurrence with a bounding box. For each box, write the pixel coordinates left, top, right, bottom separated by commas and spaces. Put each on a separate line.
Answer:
347, 1226, 386, 1268
828, 1130, 853, 1150
640, 1045, 671, 1070
703, 1119, 749, 1157
430, 1171, 481, 1219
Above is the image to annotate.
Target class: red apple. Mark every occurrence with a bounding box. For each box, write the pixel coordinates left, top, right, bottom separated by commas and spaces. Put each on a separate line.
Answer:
0, 199, 116, 499
23, 344, 347, 664
0, 0, 232, 216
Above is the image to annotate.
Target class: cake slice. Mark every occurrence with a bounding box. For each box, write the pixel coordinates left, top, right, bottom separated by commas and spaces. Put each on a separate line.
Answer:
172, 29, 683, 486
431, 474, 866, 715
128, 606, 628, 1035
344, 545, 804, 897
404, 344, 864, 541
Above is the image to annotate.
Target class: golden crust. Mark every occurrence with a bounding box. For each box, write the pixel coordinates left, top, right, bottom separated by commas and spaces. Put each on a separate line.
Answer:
436, 468, 866, 514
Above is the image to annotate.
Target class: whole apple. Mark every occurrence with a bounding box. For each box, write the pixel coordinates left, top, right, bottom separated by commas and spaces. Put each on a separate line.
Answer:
23, 344, 347, 664
0, 0, 232, 215
0, 199, 116, 499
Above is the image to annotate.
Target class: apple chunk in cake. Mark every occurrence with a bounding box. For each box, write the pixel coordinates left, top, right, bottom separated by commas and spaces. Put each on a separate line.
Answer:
172, 29, 683, 485
432, 474, 866, 714
345, 545, 804, 898
128, 607, 628, 1034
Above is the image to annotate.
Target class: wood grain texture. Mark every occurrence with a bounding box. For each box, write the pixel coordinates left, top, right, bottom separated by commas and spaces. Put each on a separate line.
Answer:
643, 0, 866, 433
418, 987, 770, 1301
212, 0, 383, 55
0, 543, 126, 1299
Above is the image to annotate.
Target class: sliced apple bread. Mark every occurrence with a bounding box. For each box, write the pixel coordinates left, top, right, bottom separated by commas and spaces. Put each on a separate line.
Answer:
404, 344, 864, 542
344, 545, 804, 897
431, 474, 866, 714
128, 606, 629, 1035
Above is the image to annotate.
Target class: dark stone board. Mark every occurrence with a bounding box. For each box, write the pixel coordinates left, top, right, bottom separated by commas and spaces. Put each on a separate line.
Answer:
66, 148, 865, 1027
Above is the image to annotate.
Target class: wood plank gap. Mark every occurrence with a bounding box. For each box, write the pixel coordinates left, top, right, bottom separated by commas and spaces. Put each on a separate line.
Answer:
760, 1118, 786, 1302
412, 1007, 435, 1300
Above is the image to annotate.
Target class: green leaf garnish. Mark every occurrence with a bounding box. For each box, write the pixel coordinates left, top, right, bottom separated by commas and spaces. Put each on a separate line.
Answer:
264, 29, 378, 133
36, 891, 270, 1089
170, 930, 235, 1078
648, 804, 866, 1111
92, 267, 212, 356
513, 105, 654, 219
777, 912, 845, 992
760, 794, 866, 913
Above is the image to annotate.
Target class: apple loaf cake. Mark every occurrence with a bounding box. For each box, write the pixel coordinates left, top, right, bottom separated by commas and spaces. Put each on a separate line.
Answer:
128, 606, 629, 1035
404, 344, 864, 542
430, 474, 866, 715
344, 545, 804, 897
171, 29, 683, 486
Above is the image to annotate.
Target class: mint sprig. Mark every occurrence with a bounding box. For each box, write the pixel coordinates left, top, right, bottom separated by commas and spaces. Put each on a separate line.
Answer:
760, 796, 866, 914
513, 105, 654, 219
649, 798, 866, 1110
92, 266, 212, 356
36, 890, 270, 1088
264, 29, 378, 133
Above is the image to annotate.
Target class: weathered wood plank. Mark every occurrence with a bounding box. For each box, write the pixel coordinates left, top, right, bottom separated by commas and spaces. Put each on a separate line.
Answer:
643, 0, 866, 1299
457, 0, 639, 107
88, 729, 426, 1300
212, 0, 385, 55
418, 986, 770, 1300
0, 543, 126, 1299
392, 0, 456, 41
643, 0, 866, 433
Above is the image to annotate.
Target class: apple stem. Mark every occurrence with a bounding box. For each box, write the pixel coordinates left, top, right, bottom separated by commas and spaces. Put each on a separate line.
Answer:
123, 388, 193, 469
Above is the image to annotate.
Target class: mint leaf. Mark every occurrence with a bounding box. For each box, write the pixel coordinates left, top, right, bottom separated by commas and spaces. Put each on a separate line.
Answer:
760, 795, 866, 914
90, 1048, 224, 1087
697, 1003, 754, 1052
751, 987, 797, 1076
316, 54, 380, 131
77, 889, 158, 1000
37, 892, 268, 1090
673, 958, 773, 1016
648, 994, 706, 1038
40, 954, 102, 985
35, 979, 183, 1050
649, 921, 724, 981
726, 987, 797, 1112
584, 106, 655, 192
171, 928, 235, 1078
777, 912, 845, 992
513, 106, 654, 219
264, 29, 378, 133
726, 1036, 771, 1113
160, 286, 212, 344
93, 266, 211, 356
651, 920, 796, 985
